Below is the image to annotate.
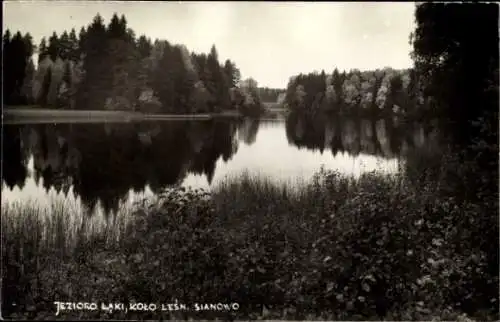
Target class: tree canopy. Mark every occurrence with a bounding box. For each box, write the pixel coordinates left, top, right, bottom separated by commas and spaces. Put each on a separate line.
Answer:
3, 13, 263, 116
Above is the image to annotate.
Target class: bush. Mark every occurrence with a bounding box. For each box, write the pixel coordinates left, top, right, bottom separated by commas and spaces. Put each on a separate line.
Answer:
2, 166, 498, 320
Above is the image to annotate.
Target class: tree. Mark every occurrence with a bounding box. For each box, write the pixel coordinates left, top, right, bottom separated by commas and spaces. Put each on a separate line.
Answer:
33, 56, 53, 105
325, 73, 337, 107
21, 59, 36, 104
3, 31, 33, 104
22, 33, 35, 59
100, 13, 143, 110
411, 2, 499, 159
46, 56, 65, 107
153, 41, 175, 112
205, 44, 226, 111
239, 78, 264, 116
7, 12, 245, 113
47, 32, 60, 61
76, 13, 109, 109
137, 35, 152, 59
38, 37, 48, 62
332, 68, 343, 105
342, 74, 360, 107
170, 45, 191, 109
78, 27, 87, 60
223, 59, 240, 88
59, 31, 71, 60
3, 30, 13, 104
411, 5, 499, 316
68, 28, 79, 62
3, 29, 11, 46
190, 81, 211, 113
389, 73, 404, 113
107, 13, 125, 39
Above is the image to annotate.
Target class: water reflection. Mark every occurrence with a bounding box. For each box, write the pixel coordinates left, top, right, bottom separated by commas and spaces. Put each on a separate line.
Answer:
238, 118, 260, 146
2, 125, 29, 189
3, 120, 238, 214
285, 111, 434, 160
2, 115, 425, 215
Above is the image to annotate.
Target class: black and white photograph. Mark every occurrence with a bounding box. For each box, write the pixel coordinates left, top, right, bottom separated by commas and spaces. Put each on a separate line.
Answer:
2, 1, 499, 320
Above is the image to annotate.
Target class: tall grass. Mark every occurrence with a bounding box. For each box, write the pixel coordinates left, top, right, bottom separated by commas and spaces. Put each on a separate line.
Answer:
1, 159, 498, 320
1, 194, 138, 319
2, 196, 135, 254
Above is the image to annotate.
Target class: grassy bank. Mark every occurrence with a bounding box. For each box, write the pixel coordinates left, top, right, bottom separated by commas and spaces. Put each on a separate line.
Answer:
2, 165, 498, 320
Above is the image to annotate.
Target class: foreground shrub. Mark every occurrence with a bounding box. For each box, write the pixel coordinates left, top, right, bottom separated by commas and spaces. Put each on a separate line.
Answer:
2, 165, 498, 320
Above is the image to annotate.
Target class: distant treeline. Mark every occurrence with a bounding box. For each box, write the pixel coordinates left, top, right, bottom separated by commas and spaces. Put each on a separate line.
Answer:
284, 67, 423, 119
284, 2, 499, 147
3, 13, 265, 116
256, 87, 286, 103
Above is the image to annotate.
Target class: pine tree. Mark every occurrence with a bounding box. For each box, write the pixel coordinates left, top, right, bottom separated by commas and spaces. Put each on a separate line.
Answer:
3, 30, 13, 104
206, 44, 225, 111
223, 59, 241, 88
137, 35, 152, 59
153, 41, 175, 113
68, 28, 79, 62
4, 32, 31, 104
38, 37, 48, 62
77, 13, 109, 109
108, 13, 126, 40
59, 31, 70, 60
22, 33, 35, 59
47, 32, 59, 61
3, 29, 11, 46
77, 27, 87, 60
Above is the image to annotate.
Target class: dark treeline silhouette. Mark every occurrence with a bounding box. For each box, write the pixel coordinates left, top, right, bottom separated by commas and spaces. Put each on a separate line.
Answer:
3, 13, 264, 115
257, 87, 286, 103
3, 31, 36, 106
412, 4, 499, 317
412, 3, 499, 190
2, 119, 263, 214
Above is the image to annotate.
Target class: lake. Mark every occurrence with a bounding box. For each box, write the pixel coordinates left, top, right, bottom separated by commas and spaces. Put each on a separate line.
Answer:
2, 116, 432, 216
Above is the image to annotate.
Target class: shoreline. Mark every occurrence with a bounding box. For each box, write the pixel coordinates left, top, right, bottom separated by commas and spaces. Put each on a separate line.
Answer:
2, 106, 286, 124
2, 107, 242, 124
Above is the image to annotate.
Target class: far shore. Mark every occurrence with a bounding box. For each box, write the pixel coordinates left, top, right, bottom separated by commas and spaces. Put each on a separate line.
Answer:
3, 105, 288, 124
3, 106, 242, 124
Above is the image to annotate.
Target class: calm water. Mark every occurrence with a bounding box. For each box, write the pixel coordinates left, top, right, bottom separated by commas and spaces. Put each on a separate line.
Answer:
2, 116, 432, 215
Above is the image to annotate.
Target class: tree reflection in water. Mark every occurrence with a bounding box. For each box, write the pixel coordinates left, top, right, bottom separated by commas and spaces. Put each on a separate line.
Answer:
2, 120, 240, 215
2, 114, 432, 215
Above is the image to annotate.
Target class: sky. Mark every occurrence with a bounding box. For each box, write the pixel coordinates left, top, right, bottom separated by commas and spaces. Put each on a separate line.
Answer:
3, 1, 416, 89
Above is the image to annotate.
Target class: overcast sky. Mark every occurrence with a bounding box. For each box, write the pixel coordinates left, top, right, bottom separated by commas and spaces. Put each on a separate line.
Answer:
4, 1, 416, 88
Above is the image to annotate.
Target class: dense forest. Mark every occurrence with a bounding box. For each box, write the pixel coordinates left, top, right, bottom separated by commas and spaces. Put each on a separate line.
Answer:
3, 13, 265, 115
257, 87, 286, 103
284, 67, 420, 119
284, 3, 499, 137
